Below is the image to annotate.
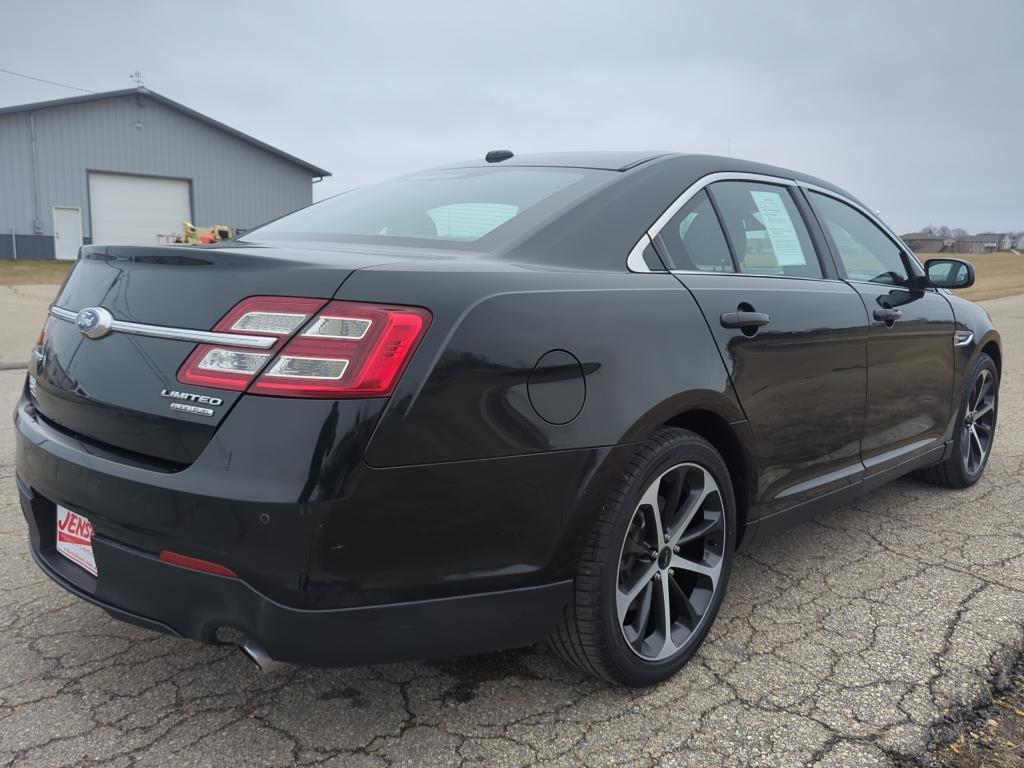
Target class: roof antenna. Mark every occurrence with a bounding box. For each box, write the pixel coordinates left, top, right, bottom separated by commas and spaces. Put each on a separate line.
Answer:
130, 70, 145, 89
485, 149, 514, 163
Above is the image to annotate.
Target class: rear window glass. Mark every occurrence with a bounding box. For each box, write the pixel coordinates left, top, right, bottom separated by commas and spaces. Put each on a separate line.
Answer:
656, 189, 734, 272
243, 167, 610, 250
427, 203, 518, 239
709, 181, 823, 279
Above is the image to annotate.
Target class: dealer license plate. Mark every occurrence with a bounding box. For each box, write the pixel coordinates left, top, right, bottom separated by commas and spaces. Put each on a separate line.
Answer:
56, 505, 98, 576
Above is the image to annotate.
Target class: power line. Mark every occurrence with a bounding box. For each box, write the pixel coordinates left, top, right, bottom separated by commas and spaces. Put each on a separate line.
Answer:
0, 66, 95, 94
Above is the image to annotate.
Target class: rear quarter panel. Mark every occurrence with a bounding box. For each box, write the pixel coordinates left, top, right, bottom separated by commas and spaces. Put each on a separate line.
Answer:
338, 264, 745, 466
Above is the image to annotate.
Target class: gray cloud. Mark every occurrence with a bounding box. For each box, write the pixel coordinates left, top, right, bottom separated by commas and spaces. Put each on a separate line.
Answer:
3, 0, 1022, 233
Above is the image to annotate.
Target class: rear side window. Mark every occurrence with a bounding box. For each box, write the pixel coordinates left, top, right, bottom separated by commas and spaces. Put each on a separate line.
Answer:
808, 192, 910, 285
244, 167, 610, 250
656, 190, 735, 272
709, 182, 823, 279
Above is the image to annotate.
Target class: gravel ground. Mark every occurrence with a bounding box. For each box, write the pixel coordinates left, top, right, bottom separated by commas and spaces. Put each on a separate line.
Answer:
1, 295, 1022, 768
903, 655, 1024, 767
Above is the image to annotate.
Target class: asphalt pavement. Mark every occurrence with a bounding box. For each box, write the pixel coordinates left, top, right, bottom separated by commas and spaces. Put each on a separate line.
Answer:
1, 285, 55, 369
1, 294, 1022, 768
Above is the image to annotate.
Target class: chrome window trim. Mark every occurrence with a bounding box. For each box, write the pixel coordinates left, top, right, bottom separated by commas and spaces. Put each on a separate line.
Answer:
627, 171, 799, 273
48, 306, 278, 350
665, 270, 846, 284
627, 170, 924, 278
625, 233, 654, 273
795, 181, 927, 274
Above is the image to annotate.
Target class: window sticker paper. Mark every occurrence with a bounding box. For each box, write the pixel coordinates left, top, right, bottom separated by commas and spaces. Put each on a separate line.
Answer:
749, 190, 806, 266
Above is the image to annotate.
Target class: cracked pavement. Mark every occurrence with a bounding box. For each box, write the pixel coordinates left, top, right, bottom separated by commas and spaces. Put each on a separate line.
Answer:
2, 294, 1022, 768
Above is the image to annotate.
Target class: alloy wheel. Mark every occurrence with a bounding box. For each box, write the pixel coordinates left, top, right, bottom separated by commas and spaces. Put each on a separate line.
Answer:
616, 462, 726, 661
962, 368, 996, 475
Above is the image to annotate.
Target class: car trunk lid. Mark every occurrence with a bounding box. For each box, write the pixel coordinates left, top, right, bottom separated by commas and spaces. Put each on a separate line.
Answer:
30, 243, 382, 465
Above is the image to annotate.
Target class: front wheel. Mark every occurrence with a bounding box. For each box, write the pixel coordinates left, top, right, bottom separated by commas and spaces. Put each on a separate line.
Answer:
548, 428, 736, 687
917, 352, 999, 489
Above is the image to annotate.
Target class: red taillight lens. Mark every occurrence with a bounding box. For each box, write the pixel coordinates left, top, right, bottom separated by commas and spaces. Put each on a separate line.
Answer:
249, 301, 431, 398
178, 296, 327, 391
37, 316, 53, 346
177, 297, 431, 398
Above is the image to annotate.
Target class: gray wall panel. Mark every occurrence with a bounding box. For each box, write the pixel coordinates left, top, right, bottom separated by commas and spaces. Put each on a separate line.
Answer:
0, 92, 317, 248
0, 235, 65, 260
0, 112, 37, 235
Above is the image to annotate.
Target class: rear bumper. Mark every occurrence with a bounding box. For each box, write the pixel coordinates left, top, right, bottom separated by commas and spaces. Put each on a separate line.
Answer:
19, 479, 571, 665
15, 390, 634, 665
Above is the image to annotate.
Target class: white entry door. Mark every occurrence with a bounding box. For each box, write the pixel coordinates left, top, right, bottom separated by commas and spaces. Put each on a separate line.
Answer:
52, 206, 83, 260
88, 172, 192, 245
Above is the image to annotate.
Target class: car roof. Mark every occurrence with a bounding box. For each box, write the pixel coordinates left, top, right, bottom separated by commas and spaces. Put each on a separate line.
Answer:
435, 151, 857, 200
438, 151, 671, 172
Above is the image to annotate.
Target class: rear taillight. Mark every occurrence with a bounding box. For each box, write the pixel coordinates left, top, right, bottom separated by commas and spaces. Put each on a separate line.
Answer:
178, 297, 327, 391
177, 297, 431, 398
249, 302, 430, 397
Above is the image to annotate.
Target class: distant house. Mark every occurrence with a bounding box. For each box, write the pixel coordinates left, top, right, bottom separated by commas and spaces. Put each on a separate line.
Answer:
900, 233, 948, 253
953, 234, 1005, 254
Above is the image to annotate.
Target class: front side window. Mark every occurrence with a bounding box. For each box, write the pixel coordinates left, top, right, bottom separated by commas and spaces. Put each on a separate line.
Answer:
808, 192, 910, 285
244, 167, 610, 250
708, 182, 823, 279
656, 190, 734, 272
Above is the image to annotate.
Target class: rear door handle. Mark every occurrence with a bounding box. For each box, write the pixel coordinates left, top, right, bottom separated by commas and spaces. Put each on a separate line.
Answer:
720, 311, 771, 329
873, 308, 902, 323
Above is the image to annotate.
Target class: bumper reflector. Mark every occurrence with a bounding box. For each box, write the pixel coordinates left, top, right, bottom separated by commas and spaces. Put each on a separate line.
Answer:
159, 550, 238, 578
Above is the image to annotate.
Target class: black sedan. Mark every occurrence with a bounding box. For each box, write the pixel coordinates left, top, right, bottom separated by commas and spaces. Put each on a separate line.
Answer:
15, 151, 1000, 686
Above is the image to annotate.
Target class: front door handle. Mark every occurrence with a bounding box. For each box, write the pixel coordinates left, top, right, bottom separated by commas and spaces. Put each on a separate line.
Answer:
873, 307, 902, 324
720, 311, 771, 330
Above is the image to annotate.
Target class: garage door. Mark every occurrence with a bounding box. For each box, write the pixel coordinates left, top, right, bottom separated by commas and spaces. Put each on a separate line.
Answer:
88, 173, 191, 245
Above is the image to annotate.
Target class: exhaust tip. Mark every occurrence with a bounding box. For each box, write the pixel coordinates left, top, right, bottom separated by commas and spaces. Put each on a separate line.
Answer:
239, 638, 286, 673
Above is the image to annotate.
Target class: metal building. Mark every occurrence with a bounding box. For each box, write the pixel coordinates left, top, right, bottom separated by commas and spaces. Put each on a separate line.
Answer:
0, 87, 330, 259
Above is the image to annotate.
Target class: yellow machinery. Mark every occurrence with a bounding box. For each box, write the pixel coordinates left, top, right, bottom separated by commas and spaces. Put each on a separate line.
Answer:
180, 221, 234, 244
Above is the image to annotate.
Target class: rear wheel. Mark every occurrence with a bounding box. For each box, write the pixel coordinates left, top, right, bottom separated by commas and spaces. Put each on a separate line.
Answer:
548, 428, 736, 686
917, 352, 998, 489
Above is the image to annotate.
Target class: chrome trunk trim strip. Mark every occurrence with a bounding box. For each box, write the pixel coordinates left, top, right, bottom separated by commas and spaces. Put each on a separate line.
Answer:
48, 306, 278, 349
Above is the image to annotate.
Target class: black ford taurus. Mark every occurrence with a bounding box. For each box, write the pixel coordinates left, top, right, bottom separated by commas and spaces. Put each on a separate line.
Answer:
15, 151, 1001, 686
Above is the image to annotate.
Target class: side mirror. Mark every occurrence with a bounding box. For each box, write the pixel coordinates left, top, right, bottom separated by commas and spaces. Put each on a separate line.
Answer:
925, 258, 975, 290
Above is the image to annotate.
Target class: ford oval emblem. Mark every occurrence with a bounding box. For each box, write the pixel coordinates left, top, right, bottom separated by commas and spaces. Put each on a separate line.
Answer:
75, 307, 114, 339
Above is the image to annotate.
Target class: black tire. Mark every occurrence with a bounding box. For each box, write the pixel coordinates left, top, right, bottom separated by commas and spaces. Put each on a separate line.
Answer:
917, 352, 999, 489
548, 427, 737, 687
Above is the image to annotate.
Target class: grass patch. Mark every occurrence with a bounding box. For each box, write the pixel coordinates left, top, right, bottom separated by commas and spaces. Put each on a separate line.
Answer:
919, 251, 1024, 302
0, 260, 74, 286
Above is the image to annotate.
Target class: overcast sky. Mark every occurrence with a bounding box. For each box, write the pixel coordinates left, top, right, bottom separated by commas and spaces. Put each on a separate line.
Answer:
3, 0, 1022, 234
